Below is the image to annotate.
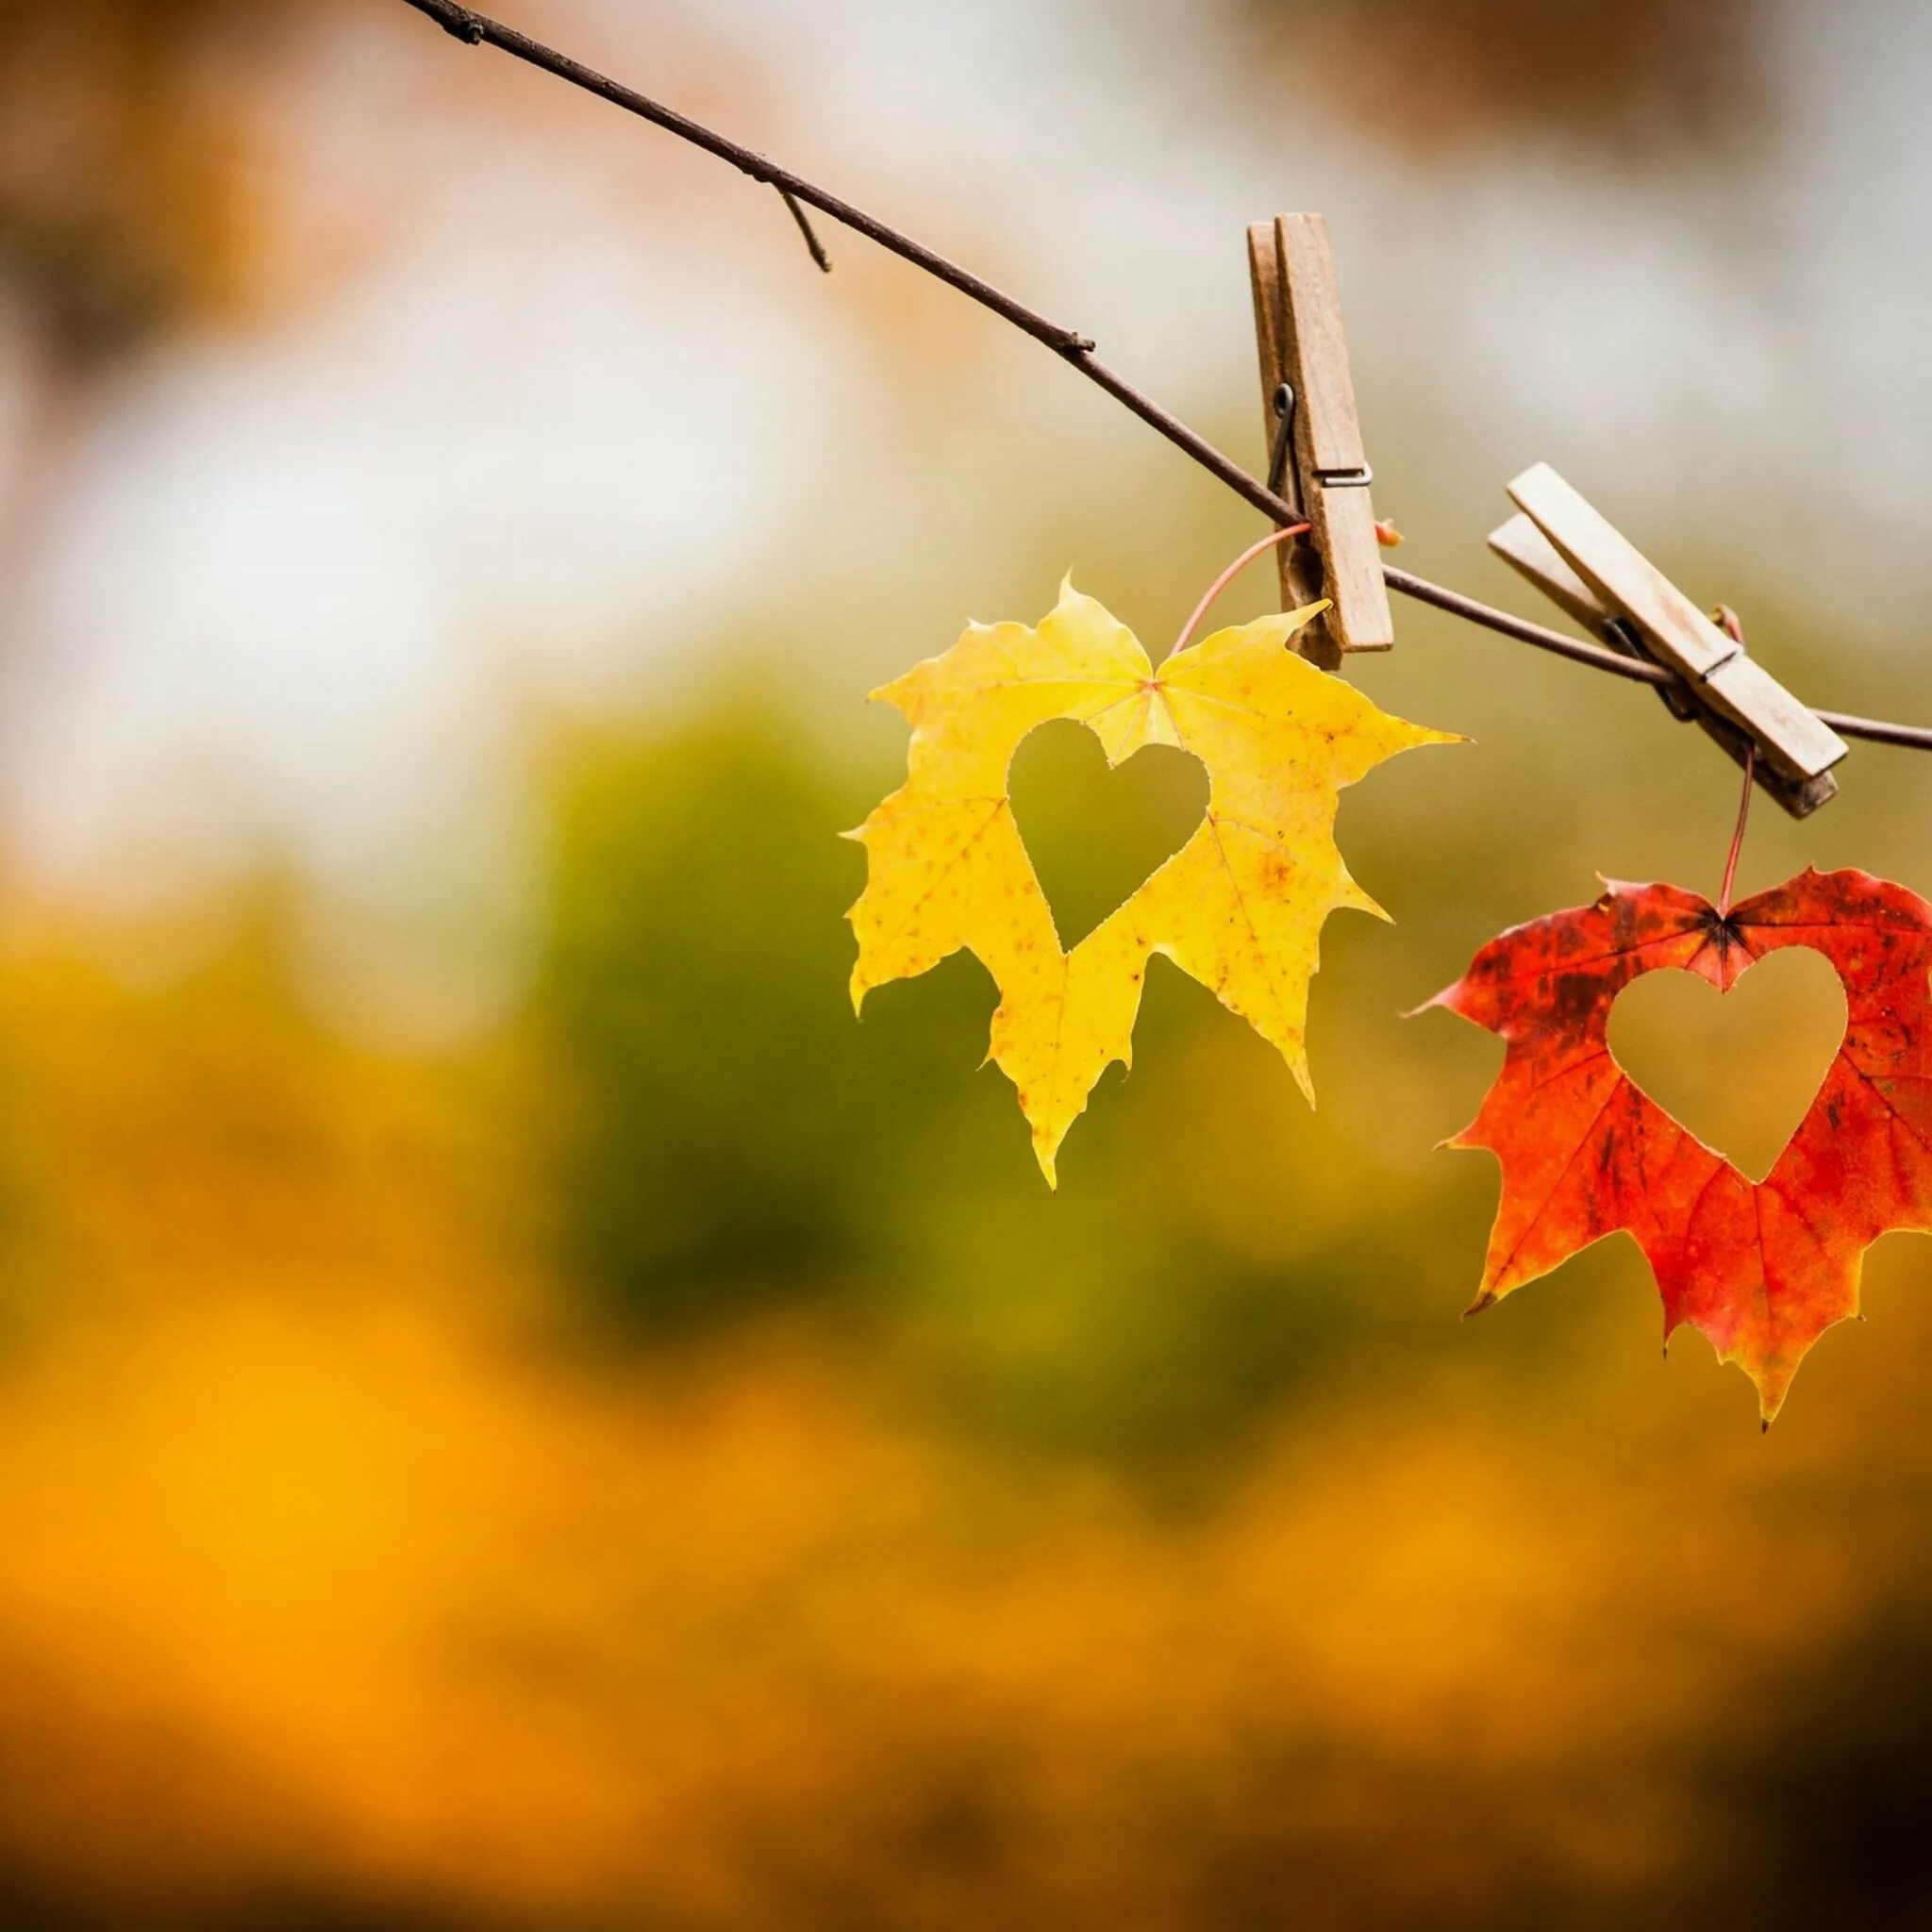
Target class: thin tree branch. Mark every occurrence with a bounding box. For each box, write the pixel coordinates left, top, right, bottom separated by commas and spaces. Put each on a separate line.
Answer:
1385, 568, 1930, 748
1384, 567, 1670, 685
395, 0, 1932, 758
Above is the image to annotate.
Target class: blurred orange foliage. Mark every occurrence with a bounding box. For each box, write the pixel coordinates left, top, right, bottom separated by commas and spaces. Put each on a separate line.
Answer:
0, 881, 1920, 1928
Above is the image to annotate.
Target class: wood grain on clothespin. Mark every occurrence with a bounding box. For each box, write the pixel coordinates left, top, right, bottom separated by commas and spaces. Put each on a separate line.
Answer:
1245, 214, 1393, 664
1491, 465, 1845, 816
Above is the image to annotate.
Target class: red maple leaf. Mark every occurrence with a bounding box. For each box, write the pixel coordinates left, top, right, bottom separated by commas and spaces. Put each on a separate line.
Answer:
1426, 868, 1932, 1422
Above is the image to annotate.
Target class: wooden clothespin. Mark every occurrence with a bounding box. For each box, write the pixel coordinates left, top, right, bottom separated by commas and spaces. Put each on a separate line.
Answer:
1247, 214, 1393, 671
1490, 463, 1847, 818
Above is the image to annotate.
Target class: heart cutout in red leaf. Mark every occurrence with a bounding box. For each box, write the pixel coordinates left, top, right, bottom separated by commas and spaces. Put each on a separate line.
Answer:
1607, 944, 1846, 1184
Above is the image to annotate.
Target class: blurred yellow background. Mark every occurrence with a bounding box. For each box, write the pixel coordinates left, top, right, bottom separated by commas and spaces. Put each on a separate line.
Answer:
1, 1, 1931, 1924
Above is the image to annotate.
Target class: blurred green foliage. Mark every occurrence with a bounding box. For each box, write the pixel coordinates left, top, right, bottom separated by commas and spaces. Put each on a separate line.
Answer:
535, 687, 1498, 1483
539, 708, 949, 1324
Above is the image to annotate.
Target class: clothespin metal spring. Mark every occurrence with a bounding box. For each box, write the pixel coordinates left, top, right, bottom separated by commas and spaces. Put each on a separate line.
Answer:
1267, 383, 1374, 498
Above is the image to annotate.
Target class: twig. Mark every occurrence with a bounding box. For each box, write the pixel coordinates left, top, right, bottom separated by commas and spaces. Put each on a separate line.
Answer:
777, 188, 832, 273
1383, 567, 1669, 685
394, 0, 1932, 758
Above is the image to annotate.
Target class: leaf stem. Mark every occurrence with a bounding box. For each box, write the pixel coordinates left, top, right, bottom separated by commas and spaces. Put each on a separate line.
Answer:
1169, 523, 1311, 662
1718, 746, 1755, 917
1716, 608, 1754, 916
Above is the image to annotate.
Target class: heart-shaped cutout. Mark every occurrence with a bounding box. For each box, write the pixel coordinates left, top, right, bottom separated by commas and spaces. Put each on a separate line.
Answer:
1607, 943, 1847, 1183
1008, 720, 1208, 948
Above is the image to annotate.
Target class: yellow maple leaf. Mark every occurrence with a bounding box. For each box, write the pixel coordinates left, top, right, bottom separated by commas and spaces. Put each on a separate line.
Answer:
846, 579, 1457, 1184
